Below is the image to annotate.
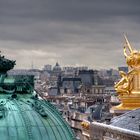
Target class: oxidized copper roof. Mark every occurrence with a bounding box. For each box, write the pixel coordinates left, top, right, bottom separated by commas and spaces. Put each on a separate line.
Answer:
0, 95, 76, 140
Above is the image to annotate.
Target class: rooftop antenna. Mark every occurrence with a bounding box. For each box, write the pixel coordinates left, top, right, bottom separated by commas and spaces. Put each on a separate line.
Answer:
31, 61, 34, 69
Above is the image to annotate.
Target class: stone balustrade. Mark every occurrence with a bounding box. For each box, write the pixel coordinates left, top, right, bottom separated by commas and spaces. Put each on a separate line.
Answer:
90, 122, 140, 140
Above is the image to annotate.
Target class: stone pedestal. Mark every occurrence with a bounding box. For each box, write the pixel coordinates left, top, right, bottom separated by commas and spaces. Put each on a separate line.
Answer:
110, 93, 140, 115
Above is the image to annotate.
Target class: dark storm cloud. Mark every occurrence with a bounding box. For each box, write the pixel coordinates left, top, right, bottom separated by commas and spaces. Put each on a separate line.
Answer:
0, 0, 140, 68
1, 0, 140, 22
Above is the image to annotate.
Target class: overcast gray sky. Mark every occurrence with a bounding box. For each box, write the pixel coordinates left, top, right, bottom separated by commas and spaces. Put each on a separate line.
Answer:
0, 0, 140, 69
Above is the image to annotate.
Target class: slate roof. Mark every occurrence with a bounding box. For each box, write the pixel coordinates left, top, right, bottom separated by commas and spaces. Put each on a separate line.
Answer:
85, 104, 103, 120
62, 77, 81, 82
111, 108, 140, 132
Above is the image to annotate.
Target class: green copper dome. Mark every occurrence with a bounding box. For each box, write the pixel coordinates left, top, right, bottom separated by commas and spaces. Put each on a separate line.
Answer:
0, 53, 76, 140
0, 95, 76, 140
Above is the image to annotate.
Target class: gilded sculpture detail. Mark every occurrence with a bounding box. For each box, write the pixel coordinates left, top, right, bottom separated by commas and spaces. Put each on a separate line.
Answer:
113, 35, 140, 111
115, 35, 140, 96
114, 71, 132, 95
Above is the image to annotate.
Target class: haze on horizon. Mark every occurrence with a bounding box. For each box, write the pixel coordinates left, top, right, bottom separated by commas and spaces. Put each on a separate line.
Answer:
0, 0, 140, 69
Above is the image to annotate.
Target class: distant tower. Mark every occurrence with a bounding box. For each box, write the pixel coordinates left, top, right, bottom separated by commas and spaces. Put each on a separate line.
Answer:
53, 62, 62, 73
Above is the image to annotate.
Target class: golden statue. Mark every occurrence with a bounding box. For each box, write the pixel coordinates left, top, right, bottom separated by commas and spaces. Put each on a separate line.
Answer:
114, 71, 132, 95
112, 34, 140, 112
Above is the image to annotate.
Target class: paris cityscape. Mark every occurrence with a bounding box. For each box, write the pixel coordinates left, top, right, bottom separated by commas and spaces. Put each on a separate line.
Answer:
0, 0, 140, 140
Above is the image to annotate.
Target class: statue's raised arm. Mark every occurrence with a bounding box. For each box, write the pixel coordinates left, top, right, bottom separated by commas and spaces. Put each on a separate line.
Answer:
123, 35, 140, 68
124, 34, 133, 53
